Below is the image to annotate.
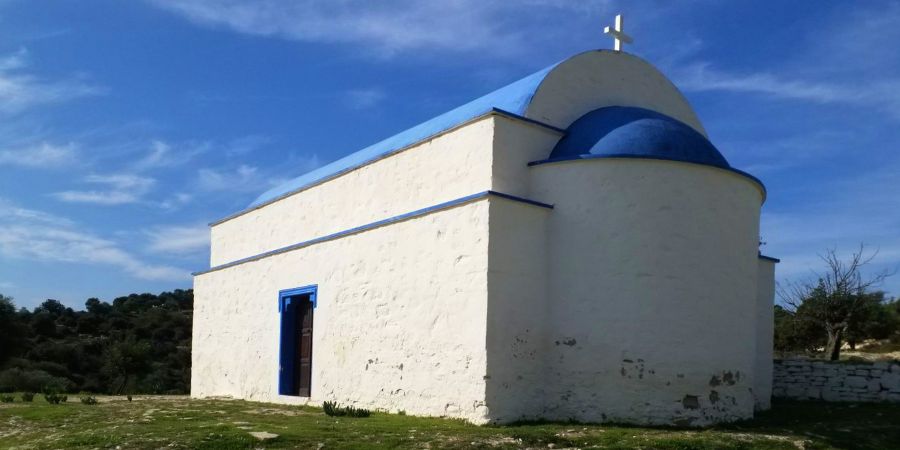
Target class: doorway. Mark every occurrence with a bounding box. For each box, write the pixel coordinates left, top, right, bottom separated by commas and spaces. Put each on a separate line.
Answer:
278, 286, 316, 396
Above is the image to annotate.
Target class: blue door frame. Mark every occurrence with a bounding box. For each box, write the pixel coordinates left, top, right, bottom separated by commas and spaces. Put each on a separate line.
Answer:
278, 285, 317, 396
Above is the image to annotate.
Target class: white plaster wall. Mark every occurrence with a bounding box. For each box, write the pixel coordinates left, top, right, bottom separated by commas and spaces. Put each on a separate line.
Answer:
210, 117, 496, 267
754, 259, 776, 411
193, 200, 491, 423
526, 51, 707, 135
529, 158, 763, 426
484, 198, 551, 422
489, 115, 562, 197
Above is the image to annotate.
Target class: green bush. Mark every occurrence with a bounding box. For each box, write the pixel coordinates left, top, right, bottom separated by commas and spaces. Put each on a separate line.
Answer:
322, 401, 370, 418
21, 392, 34, 402
79, 394, 97, 405
0, 368, 72, 393
0, 394, 13, 403
43, 389, 67, 405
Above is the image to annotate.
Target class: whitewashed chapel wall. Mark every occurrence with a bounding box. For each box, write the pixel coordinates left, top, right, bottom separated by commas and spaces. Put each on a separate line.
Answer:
528, 158, 764, 426
193, 200, 492, 423
754, 259, 776, 410
484, 198, 551, 422
525, 51, 707, 136
209, 117, 497, 267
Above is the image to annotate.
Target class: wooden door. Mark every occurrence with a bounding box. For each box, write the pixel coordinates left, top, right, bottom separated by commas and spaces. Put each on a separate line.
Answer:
296, 299, 313, 397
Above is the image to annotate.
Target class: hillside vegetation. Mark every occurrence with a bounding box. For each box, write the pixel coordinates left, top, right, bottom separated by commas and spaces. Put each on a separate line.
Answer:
0, 290, 192, 395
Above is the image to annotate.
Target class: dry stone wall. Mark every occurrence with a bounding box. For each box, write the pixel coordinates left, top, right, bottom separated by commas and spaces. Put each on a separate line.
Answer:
773, 359, 900, 402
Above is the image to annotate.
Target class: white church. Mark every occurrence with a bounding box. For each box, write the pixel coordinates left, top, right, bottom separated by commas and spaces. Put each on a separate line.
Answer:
192, 26, 778, 426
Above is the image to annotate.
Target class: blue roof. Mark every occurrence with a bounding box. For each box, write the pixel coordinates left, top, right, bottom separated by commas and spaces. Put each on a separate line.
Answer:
248, 63, 560, 208
545, 106, 730, 168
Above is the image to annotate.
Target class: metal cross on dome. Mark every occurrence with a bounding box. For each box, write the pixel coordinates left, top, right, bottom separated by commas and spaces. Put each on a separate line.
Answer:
604, 14, 633, 51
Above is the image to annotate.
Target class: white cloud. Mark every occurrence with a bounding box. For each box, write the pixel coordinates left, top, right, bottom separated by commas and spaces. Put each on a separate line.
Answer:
0, 48, 102, 115
147, 0, 609, 57
0, 142, 78, 168
51, 173, 156, 205
0, 197, 73, 226
196, 164, 268, 192
0, 198, 190, 281
674, 63, 900, 120
135, 140, 171, 169
145, 224, 210, 255
84, 174, 156, 191
224, 135, 272, 157
343, 88, 386, 110
51, 190, 140, 205
761, 159, 900, 296
134, 139, 207, 170
158, 192, 193, 210
668, 4, 900, 121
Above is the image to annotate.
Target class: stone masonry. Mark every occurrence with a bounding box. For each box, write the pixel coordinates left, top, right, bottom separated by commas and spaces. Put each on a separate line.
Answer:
773, 359, 900, 403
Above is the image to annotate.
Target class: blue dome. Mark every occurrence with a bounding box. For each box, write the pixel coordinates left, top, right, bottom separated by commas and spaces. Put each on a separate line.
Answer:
546, 106, 730, 168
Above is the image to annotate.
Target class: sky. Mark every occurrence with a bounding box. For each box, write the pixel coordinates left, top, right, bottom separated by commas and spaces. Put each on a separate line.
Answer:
0, 0, 898, 309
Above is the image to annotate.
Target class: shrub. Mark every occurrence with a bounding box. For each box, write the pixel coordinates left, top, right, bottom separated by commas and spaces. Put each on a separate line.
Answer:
79, 394, 98, 405
43, 389, 67, 405
0, 368, 72, 393
322, 401, 370, 418
21, 392, 34, 402
0, 395, 13, 403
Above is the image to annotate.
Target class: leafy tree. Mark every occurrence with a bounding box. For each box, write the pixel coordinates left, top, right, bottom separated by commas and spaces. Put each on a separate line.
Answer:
773, 305, 824, 353
0, 289, 193, 394
0, 294, 25, 365
845, 292, 899, 349
779, 245, 895, 360
103, 337, 152, 394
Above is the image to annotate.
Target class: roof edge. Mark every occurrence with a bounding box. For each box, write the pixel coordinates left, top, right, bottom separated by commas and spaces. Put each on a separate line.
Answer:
208, 109, 563, 227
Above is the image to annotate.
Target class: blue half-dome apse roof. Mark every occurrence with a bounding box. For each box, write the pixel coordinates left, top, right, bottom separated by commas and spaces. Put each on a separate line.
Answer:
545, 106, 730, 168
248, 62, 560, 208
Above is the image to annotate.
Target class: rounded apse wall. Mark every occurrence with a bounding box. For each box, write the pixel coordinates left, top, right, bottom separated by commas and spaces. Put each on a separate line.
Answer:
529, 157, 764, 426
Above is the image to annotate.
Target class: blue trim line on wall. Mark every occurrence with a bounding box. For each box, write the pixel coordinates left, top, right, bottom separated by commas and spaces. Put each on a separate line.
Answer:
194, 190, 553, 276
208, 109, 563, 227
758, 254, 781, 263
528, 154, 767, 200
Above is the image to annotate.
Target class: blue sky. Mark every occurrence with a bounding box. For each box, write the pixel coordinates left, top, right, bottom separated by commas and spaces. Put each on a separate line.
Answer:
0, 0, 898, 309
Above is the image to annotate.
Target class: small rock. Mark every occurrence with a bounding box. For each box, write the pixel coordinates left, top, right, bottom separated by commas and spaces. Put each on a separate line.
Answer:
249, 431, 279, 441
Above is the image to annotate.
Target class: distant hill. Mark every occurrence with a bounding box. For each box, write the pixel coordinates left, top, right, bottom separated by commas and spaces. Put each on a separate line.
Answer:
0, 290, 192, 394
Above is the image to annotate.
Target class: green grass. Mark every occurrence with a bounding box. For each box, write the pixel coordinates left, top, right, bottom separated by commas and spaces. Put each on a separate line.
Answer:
0, 396, 898, 449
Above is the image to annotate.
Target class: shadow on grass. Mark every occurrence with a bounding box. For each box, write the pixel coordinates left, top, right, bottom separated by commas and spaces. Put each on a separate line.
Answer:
720, 400, 900, 450
496, 400, 900, 450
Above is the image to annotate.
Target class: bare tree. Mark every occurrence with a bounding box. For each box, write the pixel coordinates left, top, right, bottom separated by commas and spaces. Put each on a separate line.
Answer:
778, 244, 894, 361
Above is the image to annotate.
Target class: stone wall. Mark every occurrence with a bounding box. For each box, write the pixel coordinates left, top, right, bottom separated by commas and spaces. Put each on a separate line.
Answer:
773, 359, 900, 402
